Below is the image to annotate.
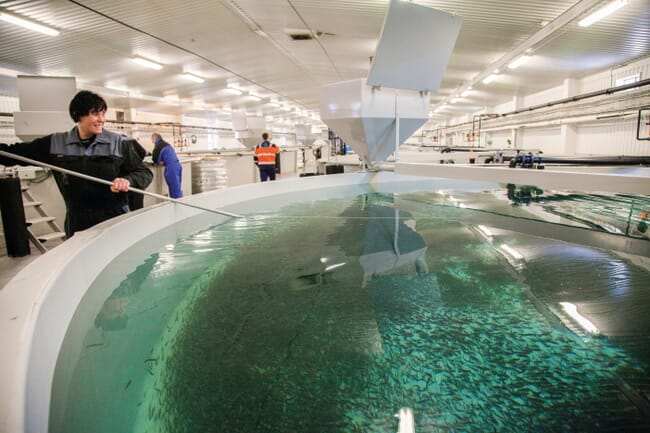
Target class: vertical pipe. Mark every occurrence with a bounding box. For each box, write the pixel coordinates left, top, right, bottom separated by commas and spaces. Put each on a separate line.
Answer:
0, 177, 30, 256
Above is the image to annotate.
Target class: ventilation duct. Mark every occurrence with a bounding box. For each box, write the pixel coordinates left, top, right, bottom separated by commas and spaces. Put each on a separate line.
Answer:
14, 76, 76, 141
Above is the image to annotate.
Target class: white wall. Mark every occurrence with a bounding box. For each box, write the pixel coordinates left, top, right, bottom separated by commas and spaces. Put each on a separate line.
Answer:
523, 85, 564, 107
485, 130, 513, 149
522, 127, 563, 154
478, 55, 650, 155
575, 118, 647, 155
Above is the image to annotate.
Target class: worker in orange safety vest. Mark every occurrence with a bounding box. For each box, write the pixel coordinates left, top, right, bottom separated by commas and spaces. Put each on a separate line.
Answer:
254, 132, 280, 181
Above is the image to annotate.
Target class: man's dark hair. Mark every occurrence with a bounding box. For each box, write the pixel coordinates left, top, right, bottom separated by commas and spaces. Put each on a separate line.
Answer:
262, 132, 269, 140
69, 90, 107, 122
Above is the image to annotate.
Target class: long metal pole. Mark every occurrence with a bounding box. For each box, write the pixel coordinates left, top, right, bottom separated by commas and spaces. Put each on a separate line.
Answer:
0, 150, 242, 218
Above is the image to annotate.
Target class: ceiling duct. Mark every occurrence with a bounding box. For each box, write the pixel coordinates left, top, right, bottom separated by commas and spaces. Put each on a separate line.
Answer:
14, 76, 76, 141
288, 32, 314, 41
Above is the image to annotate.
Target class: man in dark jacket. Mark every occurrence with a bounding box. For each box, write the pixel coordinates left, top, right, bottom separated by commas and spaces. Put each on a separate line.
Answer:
0, 90, 153, 237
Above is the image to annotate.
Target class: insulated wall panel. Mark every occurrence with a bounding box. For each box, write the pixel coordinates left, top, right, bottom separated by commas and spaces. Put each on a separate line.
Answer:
521, 127, 562, 154
575, 118, 646, 155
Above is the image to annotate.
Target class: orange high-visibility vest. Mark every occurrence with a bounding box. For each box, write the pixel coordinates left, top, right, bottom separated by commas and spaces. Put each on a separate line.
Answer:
255, 144, 279, 165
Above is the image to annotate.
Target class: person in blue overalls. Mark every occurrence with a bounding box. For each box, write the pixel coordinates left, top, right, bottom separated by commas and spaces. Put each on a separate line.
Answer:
151, 133, 183, 198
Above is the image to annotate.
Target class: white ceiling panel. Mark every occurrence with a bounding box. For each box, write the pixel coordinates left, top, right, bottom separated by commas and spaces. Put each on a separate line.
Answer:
0, 0, 647, 121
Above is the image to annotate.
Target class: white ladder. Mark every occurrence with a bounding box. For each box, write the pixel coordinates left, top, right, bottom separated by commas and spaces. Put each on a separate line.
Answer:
21, 185, 66, 253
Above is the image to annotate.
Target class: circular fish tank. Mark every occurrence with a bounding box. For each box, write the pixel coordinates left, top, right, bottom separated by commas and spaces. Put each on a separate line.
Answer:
1, 172, 649, 433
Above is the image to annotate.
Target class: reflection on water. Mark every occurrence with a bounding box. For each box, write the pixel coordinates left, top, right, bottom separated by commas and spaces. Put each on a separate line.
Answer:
51, 189, 650, 433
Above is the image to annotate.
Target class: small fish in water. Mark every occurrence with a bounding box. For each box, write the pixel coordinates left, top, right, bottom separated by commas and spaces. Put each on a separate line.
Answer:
86, 342, 104, 348
124, 379, 132, 390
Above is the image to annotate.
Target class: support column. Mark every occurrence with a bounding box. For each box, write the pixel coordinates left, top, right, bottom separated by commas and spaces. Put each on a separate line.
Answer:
510, 95, 524, 149
511, 128, 523, 149
561, 124, 578, 155
560, 79, 579, 154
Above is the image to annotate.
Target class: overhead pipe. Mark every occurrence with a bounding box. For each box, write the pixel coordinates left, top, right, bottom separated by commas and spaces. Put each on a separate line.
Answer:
426, 78, 650, 136
500, 78, 650, 118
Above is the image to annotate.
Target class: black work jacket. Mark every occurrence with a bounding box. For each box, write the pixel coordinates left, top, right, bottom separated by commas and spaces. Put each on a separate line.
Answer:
0, 127, 153, 235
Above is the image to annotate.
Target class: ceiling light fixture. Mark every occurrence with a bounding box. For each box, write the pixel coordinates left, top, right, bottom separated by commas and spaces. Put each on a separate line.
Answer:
248, 93, 262, 101
0, 11, 59, 36
226, 83, 245, 95
182, 72, 205, 83
105, 85, 130, 94
482, 74, 499, 84
579, 0, 629, 27
131, 56, 163, 70
0, 66, 26, 77
508, 54, 530, 69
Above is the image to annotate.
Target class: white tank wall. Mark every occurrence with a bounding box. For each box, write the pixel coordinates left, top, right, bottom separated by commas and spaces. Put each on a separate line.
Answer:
0, 171, 462, 433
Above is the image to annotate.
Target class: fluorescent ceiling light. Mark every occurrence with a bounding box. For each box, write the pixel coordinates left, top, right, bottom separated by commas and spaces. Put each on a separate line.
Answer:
248, 93, 262, 101
508, 54, 530, 69
460, 90, 472, 97
559, 302, 599, 333
182, 72, 205, 83
0, 66, 25, 77
131, 56, 163, 70
450, 97, 461, 103
105, 85, 130, 94
225, 87, 242, 95
0, 12, 59, 36
482, 74, 498, 84
579, 0, 628, 27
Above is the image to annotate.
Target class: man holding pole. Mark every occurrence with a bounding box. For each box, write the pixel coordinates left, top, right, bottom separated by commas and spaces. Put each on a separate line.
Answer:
0, 90, 153, 237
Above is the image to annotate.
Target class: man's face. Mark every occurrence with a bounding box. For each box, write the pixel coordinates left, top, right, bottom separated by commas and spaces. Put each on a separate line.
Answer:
77, 109, 106, 139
